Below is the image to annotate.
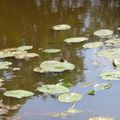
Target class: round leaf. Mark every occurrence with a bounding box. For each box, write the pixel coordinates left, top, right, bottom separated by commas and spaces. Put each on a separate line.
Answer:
58, 92, 83, 103
0, 61, 12, 70
89, 117, 114, 120
93, 29, 113, 38
42, 49, 61, 53
100, 71, 120, 80
64, 37, 88, 43
37, 84, 69, 94
4, 90, 34, 98
17, 46, 33, 51
83, 42, 103, 48
52, 24, 71, 30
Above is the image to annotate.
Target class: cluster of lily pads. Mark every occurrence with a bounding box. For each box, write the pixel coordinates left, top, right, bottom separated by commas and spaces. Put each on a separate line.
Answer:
0, 24, 120, 120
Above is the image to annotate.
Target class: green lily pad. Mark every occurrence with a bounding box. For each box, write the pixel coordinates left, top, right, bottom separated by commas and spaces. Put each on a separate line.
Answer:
37, 84, 69, 94
96, 48, 120, 60
89, 117, 114, 120
93, 29, 113, 38
34, 60, 75, 73
52, 24, 71, 30
87, 90, 96, 95
117, 28, 120, 30
64, 37, 88, 43
83, 42, 103, 48
105, 38, 120, 47
0, 61, 12, 70
93, 83, 112, 91
58, 92, 83, 103
3, 90, 34, 98
42, 49, 61, 53
100, 71, 120, 80
17, 46, 33, 51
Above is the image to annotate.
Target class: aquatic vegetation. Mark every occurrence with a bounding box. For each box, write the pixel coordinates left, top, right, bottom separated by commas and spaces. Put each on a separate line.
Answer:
58, 92, 83, 103
87, 90, 96, 95
0, 61, 12, 70
89, 117, 115, 120
117, 28, 120, 30
93, 29, 113, 38
100, 71, 120, 80
105, 38, 120, 47
52, 24, 71, 30
64, 37, 88, 43
113, 59, 120, 68
4, 90, 34, 98
37, 84, 69, 94
96, 48, 120, 60
0, 46, 39, 60
42, 49, 61, 53
34, 60, 75, 73
83, 42, 103, 48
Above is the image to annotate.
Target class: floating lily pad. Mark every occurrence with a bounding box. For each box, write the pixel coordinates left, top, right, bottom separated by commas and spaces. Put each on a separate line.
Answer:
105, 38, 120, 47
83, 42, 103, 48
87, 90, 96, 95
113, 59, 120, 68
52, 24, 71, 30
117, 28, 120, 30
64, 37, 88, 43
89, 117, 114, 120
42, 49, 61, 53
93, 29, 113, 38
100, 71, 120, 80
96, 48, 120, 60
17, 45, 33, 51
34, 60, 75, 73
37, 84, 69, 94
93, 83, 112, 91
0, 61, 12, 70
58, 92, 83, 103
0, 79, 4, 83
4, 90, 34, 98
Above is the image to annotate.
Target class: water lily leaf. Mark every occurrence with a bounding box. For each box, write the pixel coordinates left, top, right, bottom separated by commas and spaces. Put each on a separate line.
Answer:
17, 45, 33, 51
87, 90, 96, 95
83, 42, 103, 49
58, 92, 83, 103
0, 61, 12, 70
113, 59, 120, 68
64, 37, 88, 43
0, 79, 4, 83
4, 90, 34, 98
100, 71, 120, 80
42, 49, 61, 53
93, 83, 112, 91
93, 29, 113, 38
117, 28, 120, 30
105, 38, 120, 47
52, 24, 71, 30
37, 84, 69, 94
34, 60, 75, 73
96, 48, 120, 60
89, 117, 115, 120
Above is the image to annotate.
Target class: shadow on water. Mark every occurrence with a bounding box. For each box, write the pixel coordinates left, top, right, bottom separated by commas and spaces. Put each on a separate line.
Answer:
0, 0, 120, 120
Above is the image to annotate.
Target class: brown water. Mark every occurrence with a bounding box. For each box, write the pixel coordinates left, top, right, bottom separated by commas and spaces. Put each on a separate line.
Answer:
0, 0, 120, 120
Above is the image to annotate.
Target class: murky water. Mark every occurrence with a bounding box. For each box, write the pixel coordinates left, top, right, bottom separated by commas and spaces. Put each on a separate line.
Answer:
0, 0, 120, 120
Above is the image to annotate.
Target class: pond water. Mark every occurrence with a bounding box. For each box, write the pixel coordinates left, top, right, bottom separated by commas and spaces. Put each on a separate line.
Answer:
0, 0, 120, 120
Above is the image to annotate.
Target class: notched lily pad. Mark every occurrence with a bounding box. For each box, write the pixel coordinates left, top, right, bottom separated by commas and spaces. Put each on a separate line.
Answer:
93, 83, 112, 91
94, 29, 113, 38
100, 71, 120, 80
58, 92, 83, 103
83, 42, 103, 49
34, 60, 75, 73
89, 117, 115, 120
42, 49, 61, 53
37, 84, 69, 94
96, 48, 120, 60
105, 38, 120, 47
4, 90, 34, 98
64, 37, 88, 43
0, 61, 12, 70
52, 24, 71, 30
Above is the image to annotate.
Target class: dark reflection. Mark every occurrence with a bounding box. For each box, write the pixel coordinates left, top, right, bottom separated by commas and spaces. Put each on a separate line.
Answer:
0, 0, 119, 120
